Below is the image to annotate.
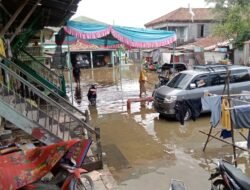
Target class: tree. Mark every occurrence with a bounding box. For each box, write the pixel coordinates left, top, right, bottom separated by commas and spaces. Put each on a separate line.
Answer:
206, 0, 250, 48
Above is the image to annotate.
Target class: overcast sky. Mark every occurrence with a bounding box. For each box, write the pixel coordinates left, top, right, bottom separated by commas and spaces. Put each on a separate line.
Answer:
73, 0, 212, 27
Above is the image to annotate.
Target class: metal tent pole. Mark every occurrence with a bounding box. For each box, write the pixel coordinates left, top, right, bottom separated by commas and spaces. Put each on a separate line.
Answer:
173, 42, 176, 75
67, 35, 73, 104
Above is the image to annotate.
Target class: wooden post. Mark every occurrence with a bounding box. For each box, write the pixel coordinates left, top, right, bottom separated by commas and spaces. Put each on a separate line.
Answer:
95, 127, 103, 169
85, 110, 89, 123
248, 129, 250, 149
199, 130, 249, 152
202, 125, 213, 152
90, 51, 93, 69
66, 36, 73, 105
0, 3, 12, 17
127, 99, 131, 110
0, 0, 29, 36
226, 68, 237, 167
10, 0, 41, 42
202, 127, 220, 152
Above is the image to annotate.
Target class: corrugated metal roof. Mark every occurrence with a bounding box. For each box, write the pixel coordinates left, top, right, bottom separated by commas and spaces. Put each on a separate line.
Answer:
1, 0, 81, 29
178, 36, 229, 50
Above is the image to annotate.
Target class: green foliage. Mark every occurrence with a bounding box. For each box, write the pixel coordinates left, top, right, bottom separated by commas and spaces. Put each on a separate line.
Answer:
206, 0, 250, 48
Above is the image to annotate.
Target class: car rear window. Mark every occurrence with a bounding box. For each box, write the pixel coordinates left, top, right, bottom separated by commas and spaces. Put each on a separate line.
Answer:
230, 69, 250, 83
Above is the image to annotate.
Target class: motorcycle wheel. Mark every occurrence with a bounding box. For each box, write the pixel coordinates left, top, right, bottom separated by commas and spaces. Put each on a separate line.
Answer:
71, 174, 94, 190
212, 179, 228, 190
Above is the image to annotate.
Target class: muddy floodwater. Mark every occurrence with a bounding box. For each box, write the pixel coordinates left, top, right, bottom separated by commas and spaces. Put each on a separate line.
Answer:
65, 63, 250, 190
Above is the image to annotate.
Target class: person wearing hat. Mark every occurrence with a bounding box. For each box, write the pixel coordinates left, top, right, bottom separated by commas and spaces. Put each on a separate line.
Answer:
139, 69, 147, 97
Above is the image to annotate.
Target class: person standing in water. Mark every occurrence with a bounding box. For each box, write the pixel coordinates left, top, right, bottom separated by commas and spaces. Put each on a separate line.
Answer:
73, 63, 81, 87
139, 69, 147, 97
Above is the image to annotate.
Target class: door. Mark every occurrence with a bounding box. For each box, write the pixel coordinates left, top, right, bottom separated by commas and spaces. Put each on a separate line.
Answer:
208, 72, 229, 95
186, 74, 209, 99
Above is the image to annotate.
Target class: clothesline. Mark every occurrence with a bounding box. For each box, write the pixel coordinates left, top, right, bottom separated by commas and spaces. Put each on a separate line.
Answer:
221, 93, 250, 97
225, 104, 250, 111
201, 75, 250, 166
231, 98, 250, 104
204, 93, 250, 98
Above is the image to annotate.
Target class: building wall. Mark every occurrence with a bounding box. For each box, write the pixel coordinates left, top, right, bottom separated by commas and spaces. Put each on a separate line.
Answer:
128, 50, 142, 63
148, 22, 215, 45
243, 43, 250, 65
204, 51, 226, 64
234, 49, 244, 65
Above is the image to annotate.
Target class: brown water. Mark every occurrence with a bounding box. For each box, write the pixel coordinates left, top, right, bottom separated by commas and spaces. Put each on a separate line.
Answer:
65, 64, 250, 190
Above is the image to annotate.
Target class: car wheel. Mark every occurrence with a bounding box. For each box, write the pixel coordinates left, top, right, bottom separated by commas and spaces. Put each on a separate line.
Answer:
184, 108, 191, 121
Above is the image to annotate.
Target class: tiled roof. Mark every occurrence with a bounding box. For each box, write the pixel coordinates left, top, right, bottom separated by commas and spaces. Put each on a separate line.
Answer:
178, 36, 229, 50
190, 36, 226, 48
145, 8, 215, 27
70, 41, 99, 51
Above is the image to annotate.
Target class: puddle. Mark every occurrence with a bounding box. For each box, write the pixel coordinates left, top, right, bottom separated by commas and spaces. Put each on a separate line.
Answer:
64, 64, 250, 189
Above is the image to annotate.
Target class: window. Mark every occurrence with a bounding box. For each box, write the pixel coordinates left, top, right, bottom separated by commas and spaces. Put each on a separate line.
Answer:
167, 73, 192, 89
230, 69, 250, 83
210, 73, 227, 86
197, 24, 204, 38
191, 75, 209, 88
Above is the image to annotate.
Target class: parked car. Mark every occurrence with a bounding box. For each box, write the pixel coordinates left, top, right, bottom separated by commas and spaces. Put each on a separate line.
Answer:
157, 62, 187, 74
77, 59, 90, 69
155, 63, 187, 89
153, 64, 250, 120
76, 54, 90, 69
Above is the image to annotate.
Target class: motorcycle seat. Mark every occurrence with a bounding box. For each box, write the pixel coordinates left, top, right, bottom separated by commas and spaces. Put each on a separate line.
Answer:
222, 161, 250, 190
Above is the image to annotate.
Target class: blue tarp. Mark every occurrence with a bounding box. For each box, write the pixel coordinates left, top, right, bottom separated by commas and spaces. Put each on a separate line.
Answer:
58, 20, 176, 48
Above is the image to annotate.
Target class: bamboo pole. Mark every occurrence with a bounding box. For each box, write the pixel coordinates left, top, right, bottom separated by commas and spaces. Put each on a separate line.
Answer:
225, 68, 237, 166
199, 130, 249, 152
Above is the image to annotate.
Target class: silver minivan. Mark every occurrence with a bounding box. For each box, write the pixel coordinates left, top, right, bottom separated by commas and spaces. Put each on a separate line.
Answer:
153, 65, 250, 120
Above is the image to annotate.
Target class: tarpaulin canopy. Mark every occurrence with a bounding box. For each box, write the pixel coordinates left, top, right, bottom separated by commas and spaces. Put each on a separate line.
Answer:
56, 20, 176, 49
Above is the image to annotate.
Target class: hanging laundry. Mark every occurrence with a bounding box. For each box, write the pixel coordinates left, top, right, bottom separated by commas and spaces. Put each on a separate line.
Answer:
175, 100, 189, 125
201, 96, 221, 128
230, 98, 249, 131
220, 129, 232, 139
186, 98, 202, 121
231, 104, 250, 129
0, 38, 6, 57
175, 98, 202, 125
221, 98, 231, 130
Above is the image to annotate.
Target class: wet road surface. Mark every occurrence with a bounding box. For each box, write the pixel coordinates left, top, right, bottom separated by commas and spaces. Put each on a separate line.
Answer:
65, 64, 250, 190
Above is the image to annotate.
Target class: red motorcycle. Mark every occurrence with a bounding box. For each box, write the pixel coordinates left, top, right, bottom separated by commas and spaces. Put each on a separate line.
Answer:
24, 159, 94, 190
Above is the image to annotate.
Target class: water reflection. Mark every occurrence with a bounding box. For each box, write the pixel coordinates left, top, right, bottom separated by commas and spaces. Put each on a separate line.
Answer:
74, 86, 82, 105
88, 104, 98, 122
64, 64, 250, 189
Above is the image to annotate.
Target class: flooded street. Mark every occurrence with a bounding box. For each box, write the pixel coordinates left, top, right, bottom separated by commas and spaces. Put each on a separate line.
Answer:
66, 64, 250, 190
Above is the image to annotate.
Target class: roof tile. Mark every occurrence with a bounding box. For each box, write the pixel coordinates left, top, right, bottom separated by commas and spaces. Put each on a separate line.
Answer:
145, 8, 215, 27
